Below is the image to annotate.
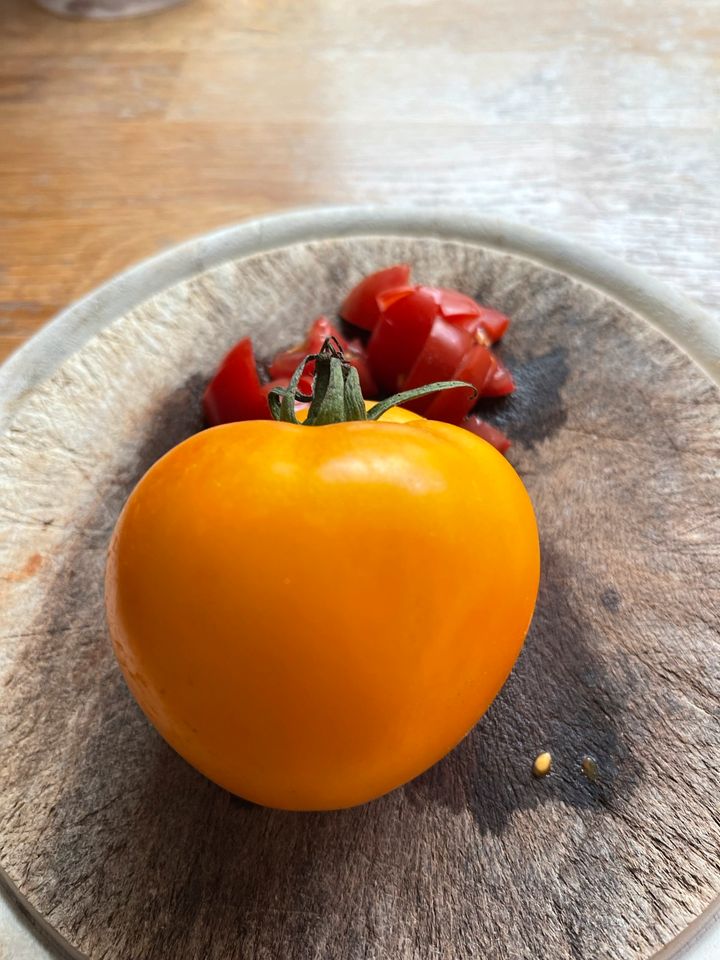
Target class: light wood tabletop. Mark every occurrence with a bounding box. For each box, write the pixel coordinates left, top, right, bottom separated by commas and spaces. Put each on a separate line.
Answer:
2, 0, 719, 364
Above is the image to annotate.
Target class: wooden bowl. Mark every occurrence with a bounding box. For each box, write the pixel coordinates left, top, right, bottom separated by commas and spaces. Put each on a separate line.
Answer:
0, 209, 718, 960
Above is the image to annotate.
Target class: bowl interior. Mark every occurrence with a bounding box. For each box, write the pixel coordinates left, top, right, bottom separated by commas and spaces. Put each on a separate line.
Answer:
0, 232, 719, 960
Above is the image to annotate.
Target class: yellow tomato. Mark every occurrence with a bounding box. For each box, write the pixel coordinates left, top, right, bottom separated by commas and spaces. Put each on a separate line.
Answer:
106, 404, 539, 810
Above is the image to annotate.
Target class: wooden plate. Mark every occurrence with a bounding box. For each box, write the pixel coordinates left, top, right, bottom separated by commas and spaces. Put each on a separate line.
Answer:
0, 209, 718, 960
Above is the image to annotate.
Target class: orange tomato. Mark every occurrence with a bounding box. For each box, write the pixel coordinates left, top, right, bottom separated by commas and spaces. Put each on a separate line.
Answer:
106, 405, 539, 810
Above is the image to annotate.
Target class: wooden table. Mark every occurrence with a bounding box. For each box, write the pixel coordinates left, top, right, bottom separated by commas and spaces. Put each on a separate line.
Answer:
2, 0, 719, 362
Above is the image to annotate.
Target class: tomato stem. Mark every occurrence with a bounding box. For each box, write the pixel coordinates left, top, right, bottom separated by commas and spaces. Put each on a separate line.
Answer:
268, 339, 475, 426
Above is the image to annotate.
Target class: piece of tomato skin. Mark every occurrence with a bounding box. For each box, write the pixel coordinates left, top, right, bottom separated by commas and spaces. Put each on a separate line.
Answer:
401, 317, 474, 414
346, 350, 380, 398
463, 415, 511, 453
268, 351, 305, 381
261, 374, 314, 405
341, 263, 509, 344
478, 357, 515, 398
423, 285, 482, 322
382, 285, 499, 336
367, 284, 512, 394
456, 307, 510, 344
339, 264, 412, 331
270, 317, 377, 397
423, 343, 495, 425
366, 288, 438, 394
203, 337, 269, 425
269, 316, 349, 380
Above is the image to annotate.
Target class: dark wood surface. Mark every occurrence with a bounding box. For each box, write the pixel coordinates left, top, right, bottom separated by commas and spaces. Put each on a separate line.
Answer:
0, 236, 719, 959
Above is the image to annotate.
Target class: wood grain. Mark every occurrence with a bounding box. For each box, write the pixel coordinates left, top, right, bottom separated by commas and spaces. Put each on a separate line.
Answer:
0, 236, 718, 959
1, 0, 719, 363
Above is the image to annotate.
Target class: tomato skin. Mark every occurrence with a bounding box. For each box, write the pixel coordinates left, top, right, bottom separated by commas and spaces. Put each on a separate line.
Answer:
402, 318, 474, 413
269, 316, 347, 379
363, 281, 512, 403
261, 375, 314, 405
424, 343, 495, 424
266, 352, 305, 381
367, 288, 437, 393
270, 317, 377, 397
425, 285, 482, 322
458, 307, 510, 344
339, 268, 514, 412
203, 337, 269, 425
344, 341, 379, 398
339, 264, 411, 330
479, 358, 515, 398
106, 410, 539, 811
463, 415, 511, 453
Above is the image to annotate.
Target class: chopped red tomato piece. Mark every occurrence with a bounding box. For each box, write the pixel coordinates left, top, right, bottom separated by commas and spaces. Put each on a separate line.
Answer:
360, 273, 512, 397
261, 375, 313, 405
367, 288, 437, 393
463, 416, 511, 453
423, 285, 482, 322
401, 318, 474, 413
345, 340, 380, 398
268, 316, 378, 397
457, 307, 510, 344
424, 343, 495, 424
203, 337, 270, 425
375, 284, 481, 322
340, 264, 412, 331
267, 352, 303, 381
204, 267, 515, 456
375, 284, 418, 312
269, 316, 348, 380
479, 357, 515, 397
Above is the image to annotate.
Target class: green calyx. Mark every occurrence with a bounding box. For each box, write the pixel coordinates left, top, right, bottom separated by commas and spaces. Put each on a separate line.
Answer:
267, 337, 475, 426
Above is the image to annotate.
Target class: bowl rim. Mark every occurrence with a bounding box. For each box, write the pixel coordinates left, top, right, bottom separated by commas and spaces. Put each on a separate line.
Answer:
0, 205, 718, 960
